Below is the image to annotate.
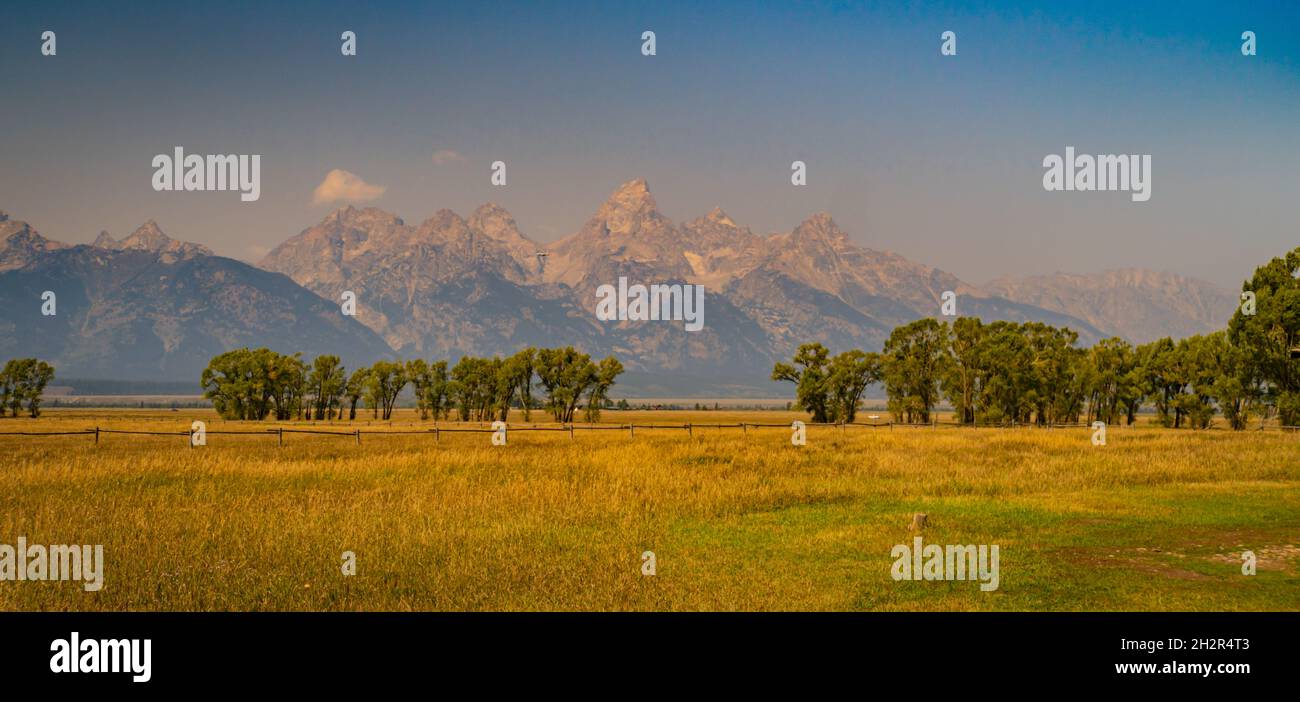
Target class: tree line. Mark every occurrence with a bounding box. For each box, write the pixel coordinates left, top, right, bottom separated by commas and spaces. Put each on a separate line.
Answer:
0, 358, 56, 418
200, 347, 624, 423
774, 247, 1300, 430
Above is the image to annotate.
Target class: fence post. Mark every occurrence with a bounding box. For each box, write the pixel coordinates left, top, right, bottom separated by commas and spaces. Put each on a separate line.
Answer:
628, 424, 634, 438
569, 424, 574, 440
94, 427, 100, 445
278, 428, 283, 447
355, 429, 360, 446
188, 428, 194, 448
687, 423, 692, 437
435, 427, 440, 442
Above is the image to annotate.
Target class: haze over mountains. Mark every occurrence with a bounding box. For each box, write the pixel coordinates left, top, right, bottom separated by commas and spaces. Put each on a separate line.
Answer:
0, 182, 1240, 388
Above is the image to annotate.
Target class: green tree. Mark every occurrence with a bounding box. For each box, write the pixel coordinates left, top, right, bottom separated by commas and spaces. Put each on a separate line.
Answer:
826, 349, 881, 423
504, 348, 537, 421
425, 360, 451, 420
584, 356, 625, 422
941, 318, 985, 424
1205, 331, 1256, 430
344, 367, 368, 420
976, 322, 1034, 425
1, 359, 55, 418
1228, 247, 1300, 425
772, 343, 834, 422
1139, 338, 1182, 427
365, 361, 406, 420
882, 318, 948, 423
201, 348, 275, 420
536, 347, 599, 423
405, 359, 434, 420
307, 355, 346, 420
450, 356, 492, 421
0, 362, 14, 417
1086, 337, 1134, 426
268, 351, 307, 421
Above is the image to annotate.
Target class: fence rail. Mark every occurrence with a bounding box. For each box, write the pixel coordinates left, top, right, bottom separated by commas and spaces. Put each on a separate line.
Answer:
3, 418, 1295, 447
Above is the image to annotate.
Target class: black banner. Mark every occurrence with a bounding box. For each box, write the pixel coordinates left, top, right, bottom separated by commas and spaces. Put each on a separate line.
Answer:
0, 612, 1289, 691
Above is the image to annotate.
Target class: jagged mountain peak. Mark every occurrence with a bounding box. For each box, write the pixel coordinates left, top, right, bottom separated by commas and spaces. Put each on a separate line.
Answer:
470, 203, 535, 241
595, 177, 661, 226
125, 219, 165, 244
94, 219, 214, 260
420, 208, 469, 232
790, 212, 848, 244
469, 203, 544, 276
1, 214, 71, 272
702, 207, 736, 227
470, 203, 517, 236
543, 178, 686, 286
613, 176, 651, 199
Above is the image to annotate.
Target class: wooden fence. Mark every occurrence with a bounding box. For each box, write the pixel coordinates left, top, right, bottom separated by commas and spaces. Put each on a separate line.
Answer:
0, 419, 1295, 446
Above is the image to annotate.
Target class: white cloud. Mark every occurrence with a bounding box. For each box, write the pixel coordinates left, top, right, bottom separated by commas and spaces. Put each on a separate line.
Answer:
431, 149, 465, 166
311, 169, 386, 205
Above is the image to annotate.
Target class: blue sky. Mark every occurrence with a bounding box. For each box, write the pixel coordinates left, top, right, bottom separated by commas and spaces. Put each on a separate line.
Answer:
1, 0, 1297, 288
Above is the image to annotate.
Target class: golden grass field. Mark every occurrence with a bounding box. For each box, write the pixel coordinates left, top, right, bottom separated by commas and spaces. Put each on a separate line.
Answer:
1, 408, 1297, 611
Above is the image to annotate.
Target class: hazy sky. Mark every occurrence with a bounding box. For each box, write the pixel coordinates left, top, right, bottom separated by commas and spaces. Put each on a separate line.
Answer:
2, 1, 1297, 289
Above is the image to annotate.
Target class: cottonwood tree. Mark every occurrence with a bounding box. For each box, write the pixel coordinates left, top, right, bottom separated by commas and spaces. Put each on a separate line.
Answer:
365, 361, 406, 420
405, 359, 433, 420
584, 356, 625, 422
307, 355, 346, 420
450, 356, 493, 421
977, 321, 1036, 424
771, 343, 834, 422
0, 364, 13, 417
0, 358, 55, 418
202, 348, 276, 420
1138, 337, 1183, 427
344, 367, 368, 420
882, 318, 948, 423
503, 349, 537, 421
199, 348, 307, 421
1206, 331, 1258, 430
536, 347, 608, 423
941, 317, 985, 424
826, 349, 881, 423
773, 344, 882, 423
269, 352, 307, 421
1086, 337, 1134, 426
1228, 246, 1300, 426
1024, 323, 1083, 426
425, 360, 451, 420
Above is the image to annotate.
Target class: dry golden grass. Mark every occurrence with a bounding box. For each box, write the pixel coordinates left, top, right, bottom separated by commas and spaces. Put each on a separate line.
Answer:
1, 408, 1297, 611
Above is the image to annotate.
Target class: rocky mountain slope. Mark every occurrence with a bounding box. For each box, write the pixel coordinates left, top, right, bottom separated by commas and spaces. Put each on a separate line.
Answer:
983, 269, 1236, 344
0, 216, 391, 380
262, 179, 1111, 373
0, 182, 1234, 382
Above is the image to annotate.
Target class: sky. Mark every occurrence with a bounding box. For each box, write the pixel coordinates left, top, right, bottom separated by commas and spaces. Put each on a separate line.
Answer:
1, 0, 1297, 289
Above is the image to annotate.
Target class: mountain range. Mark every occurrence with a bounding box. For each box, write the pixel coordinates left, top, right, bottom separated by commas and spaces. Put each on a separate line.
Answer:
0, 181, 1239, 388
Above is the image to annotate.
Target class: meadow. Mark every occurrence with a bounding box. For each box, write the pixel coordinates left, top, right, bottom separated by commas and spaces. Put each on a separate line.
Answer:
1, 408, 1297, 611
